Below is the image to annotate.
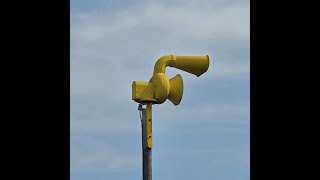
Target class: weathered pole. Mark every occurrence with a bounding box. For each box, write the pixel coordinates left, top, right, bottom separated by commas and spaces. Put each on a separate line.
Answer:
140, 104, 152, 180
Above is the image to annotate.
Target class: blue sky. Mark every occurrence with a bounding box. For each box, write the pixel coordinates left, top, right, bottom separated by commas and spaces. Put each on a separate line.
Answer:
70, 0, 250, 179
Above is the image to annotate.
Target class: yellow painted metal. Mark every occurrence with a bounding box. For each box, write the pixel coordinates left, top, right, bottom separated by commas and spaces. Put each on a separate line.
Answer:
168, 74, 183, 105
153, 55, 210, 77
132, 54, 210, 105
132, 81, 157, 103
149, 73, 170, 104
146, 103, 152, 148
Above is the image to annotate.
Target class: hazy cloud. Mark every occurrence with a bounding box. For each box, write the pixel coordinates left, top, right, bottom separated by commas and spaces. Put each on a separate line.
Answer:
71, 0, 250, 175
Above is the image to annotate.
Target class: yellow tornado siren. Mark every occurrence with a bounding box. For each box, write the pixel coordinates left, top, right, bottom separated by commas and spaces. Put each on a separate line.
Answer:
132, 54, 210, 148
132, 54, 210, 180
132, 55, 210, 106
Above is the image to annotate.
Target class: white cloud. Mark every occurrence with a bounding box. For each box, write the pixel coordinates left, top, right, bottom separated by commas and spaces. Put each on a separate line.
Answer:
70, 0, 251, 99
71, 0, 249, 43
71, 137, 140, 172
209, 63, 250, 79
157, 144, 250, 169
70, 0, 250, 80
156, 102, 250, 124
71, 117, 140, 135
70, 0, 250, 174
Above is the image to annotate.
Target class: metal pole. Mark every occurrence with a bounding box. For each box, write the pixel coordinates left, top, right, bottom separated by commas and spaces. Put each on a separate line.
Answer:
140, 104, 152, 180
